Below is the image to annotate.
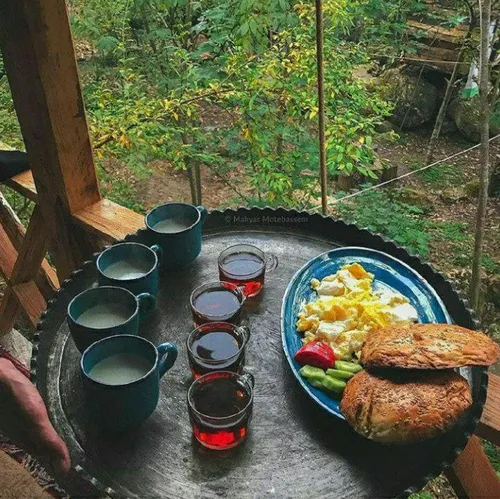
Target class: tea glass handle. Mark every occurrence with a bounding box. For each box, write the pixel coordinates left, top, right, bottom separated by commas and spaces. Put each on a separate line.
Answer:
157, 342, 178, 378
137, 292, 156, 318
264, 253, 278, 273
240, 372, 255, 390
236, 285, 248, 302
237, 325, 251, 346
197, 206, 208, 225
150, 244, 163, 265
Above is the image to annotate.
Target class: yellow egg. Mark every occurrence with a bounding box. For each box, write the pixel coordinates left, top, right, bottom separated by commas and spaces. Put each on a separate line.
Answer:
296, 262, 418, 360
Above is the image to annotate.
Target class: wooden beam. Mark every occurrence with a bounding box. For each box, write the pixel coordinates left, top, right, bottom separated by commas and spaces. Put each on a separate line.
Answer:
12, 282, 46, 328
0, 289, 20, 336
0, 0, 101, 279
0, 223, 17, 281
9, 206, 48, 284
0, 206, 52, 335
73, 199, 145, 242
407, 20, 470, 45
0, 192, 59, 294
4, 171, 37, 202
476, 373, 500, 446
0, 193, 25, 249
445, 435, 500, 498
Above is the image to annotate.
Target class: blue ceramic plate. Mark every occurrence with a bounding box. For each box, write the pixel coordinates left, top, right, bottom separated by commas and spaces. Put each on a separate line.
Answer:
281, 246, 453, 420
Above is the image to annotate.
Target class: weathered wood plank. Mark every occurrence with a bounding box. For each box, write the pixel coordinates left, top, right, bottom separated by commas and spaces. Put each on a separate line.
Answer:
0, 0, 101, 279
4, 170, 37, 202
476, 373, 500, 446
0, 206, 56, 333
12, 282, 46, 328
445, 435, 500, 498
0, 289, 20, 336
407, 20, 469, 44
0, 193, 59, 294
73, 199, 144, 242
0, 192, 26, 249
9, 206, 48, 284
0, 223, 17, 281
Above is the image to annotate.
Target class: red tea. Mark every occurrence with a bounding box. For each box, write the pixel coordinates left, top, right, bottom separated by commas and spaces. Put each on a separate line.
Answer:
188, 373, 252, 450
191, 288, 242, 325
187, 323, 248, 378
218, 247, 265, 298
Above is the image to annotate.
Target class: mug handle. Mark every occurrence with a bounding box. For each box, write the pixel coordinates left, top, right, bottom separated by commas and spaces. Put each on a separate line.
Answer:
157, 343, 178, 378
137, 292, 156, 318
150, 244, 163, 265
240, 372, 255, 390
197, 206, 208, 225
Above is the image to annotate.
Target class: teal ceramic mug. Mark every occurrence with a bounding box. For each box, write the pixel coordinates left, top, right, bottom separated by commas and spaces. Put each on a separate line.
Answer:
97, 242, 163, 296
81, 335, 178, 432
145, 203, 207, 269
67, 286, 156, 353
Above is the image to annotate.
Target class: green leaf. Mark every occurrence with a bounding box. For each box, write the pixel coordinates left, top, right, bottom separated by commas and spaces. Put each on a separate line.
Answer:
97, 36, 119, 51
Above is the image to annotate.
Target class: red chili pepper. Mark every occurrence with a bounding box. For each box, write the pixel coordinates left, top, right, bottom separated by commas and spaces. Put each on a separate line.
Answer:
294, 342, 336, 369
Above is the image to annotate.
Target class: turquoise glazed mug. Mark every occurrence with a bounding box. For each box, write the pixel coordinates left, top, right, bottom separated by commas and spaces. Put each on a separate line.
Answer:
145, 203, 207, 269
67, 286, 156, 353
97, 242, 163, 297
81, 335, 178, 432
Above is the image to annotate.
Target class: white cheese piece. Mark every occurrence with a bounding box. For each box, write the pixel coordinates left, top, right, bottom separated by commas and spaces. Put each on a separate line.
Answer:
316, 320, 351, 342
389, 303, 418, 323
316, 279, 344, 296
375, 289, 408, 306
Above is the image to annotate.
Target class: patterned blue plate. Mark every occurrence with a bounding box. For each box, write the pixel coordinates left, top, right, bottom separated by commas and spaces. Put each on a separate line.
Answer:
281, 246, 453, 420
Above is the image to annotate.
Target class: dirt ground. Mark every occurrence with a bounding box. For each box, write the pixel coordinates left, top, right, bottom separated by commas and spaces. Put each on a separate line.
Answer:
135, 161, 250, 211
378, 126, 500, 269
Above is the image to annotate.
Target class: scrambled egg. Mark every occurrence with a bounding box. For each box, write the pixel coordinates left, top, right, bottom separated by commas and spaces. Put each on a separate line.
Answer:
296, 263, 418, 359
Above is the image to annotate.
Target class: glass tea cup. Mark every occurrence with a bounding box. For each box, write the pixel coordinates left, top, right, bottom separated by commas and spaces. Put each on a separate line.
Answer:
187, 371, 255, 450
218, 244, 266, 298
190, 281, 245, 326
186, 322, 250, 378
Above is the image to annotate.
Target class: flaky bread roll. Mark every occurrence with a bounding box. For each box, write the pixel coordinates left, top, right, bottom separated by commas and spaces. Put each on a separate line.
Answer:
340, 370, 472, 444
361, 324, 500, 369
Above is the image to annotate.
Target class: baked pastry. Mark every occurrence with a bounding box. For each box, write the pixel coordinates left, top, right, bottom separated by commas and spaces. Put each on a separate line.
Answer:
340, 369, 472, 444
361, 323, 500, 369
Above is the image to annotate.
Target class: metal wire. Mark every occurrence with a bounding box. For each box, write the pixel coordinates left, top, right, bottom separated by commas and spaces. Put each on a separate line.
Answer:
314, 133, 500, 208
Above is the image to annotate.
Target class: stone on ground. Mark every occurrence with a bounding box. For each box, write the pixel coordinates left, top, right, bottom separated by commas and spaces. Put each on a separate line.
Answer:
378, 68, 438, 129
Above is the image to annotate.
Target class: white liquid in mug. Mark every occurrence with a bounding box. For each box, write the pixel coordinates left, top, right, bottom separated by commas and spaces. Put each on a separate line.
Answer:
89, 353, 151, 385
76, 304, 132, 328
104, 260, 151, 280
153, 219, 190, 234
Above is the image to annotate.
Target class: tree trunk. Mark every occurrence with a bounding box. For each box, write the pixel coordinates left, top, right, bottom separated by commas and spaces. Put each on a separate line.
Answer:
425, 2, 475, 165
425, 52, 467, 165
314, 0, 328, 214
182, 132, 200, 205
470, 0, 492, 309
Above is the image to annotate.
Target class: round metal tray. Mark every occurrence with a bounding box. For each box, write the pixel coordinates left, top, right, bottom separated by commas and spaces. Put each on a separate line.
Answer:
32, 208, 486, 498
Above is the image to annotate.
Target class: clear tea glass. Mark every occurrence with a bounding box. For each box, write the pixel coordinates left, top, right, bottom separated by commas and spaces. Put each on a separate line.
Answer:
187, 371, 254, 450
218, 244, 266, 298
190, 281, 245, 326
186, 322, 250, 378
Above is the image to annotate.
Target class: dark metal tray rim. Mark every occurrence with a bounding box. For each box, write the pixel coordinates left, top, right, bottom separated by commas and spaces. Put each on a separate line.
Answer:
31, 206, 487, 499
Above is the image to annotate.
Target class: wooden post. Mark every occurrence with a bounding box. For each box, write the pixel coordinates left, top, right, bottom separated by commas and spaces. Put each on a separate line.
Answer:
445, 436, 500, 498
0, 0, 101, 279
